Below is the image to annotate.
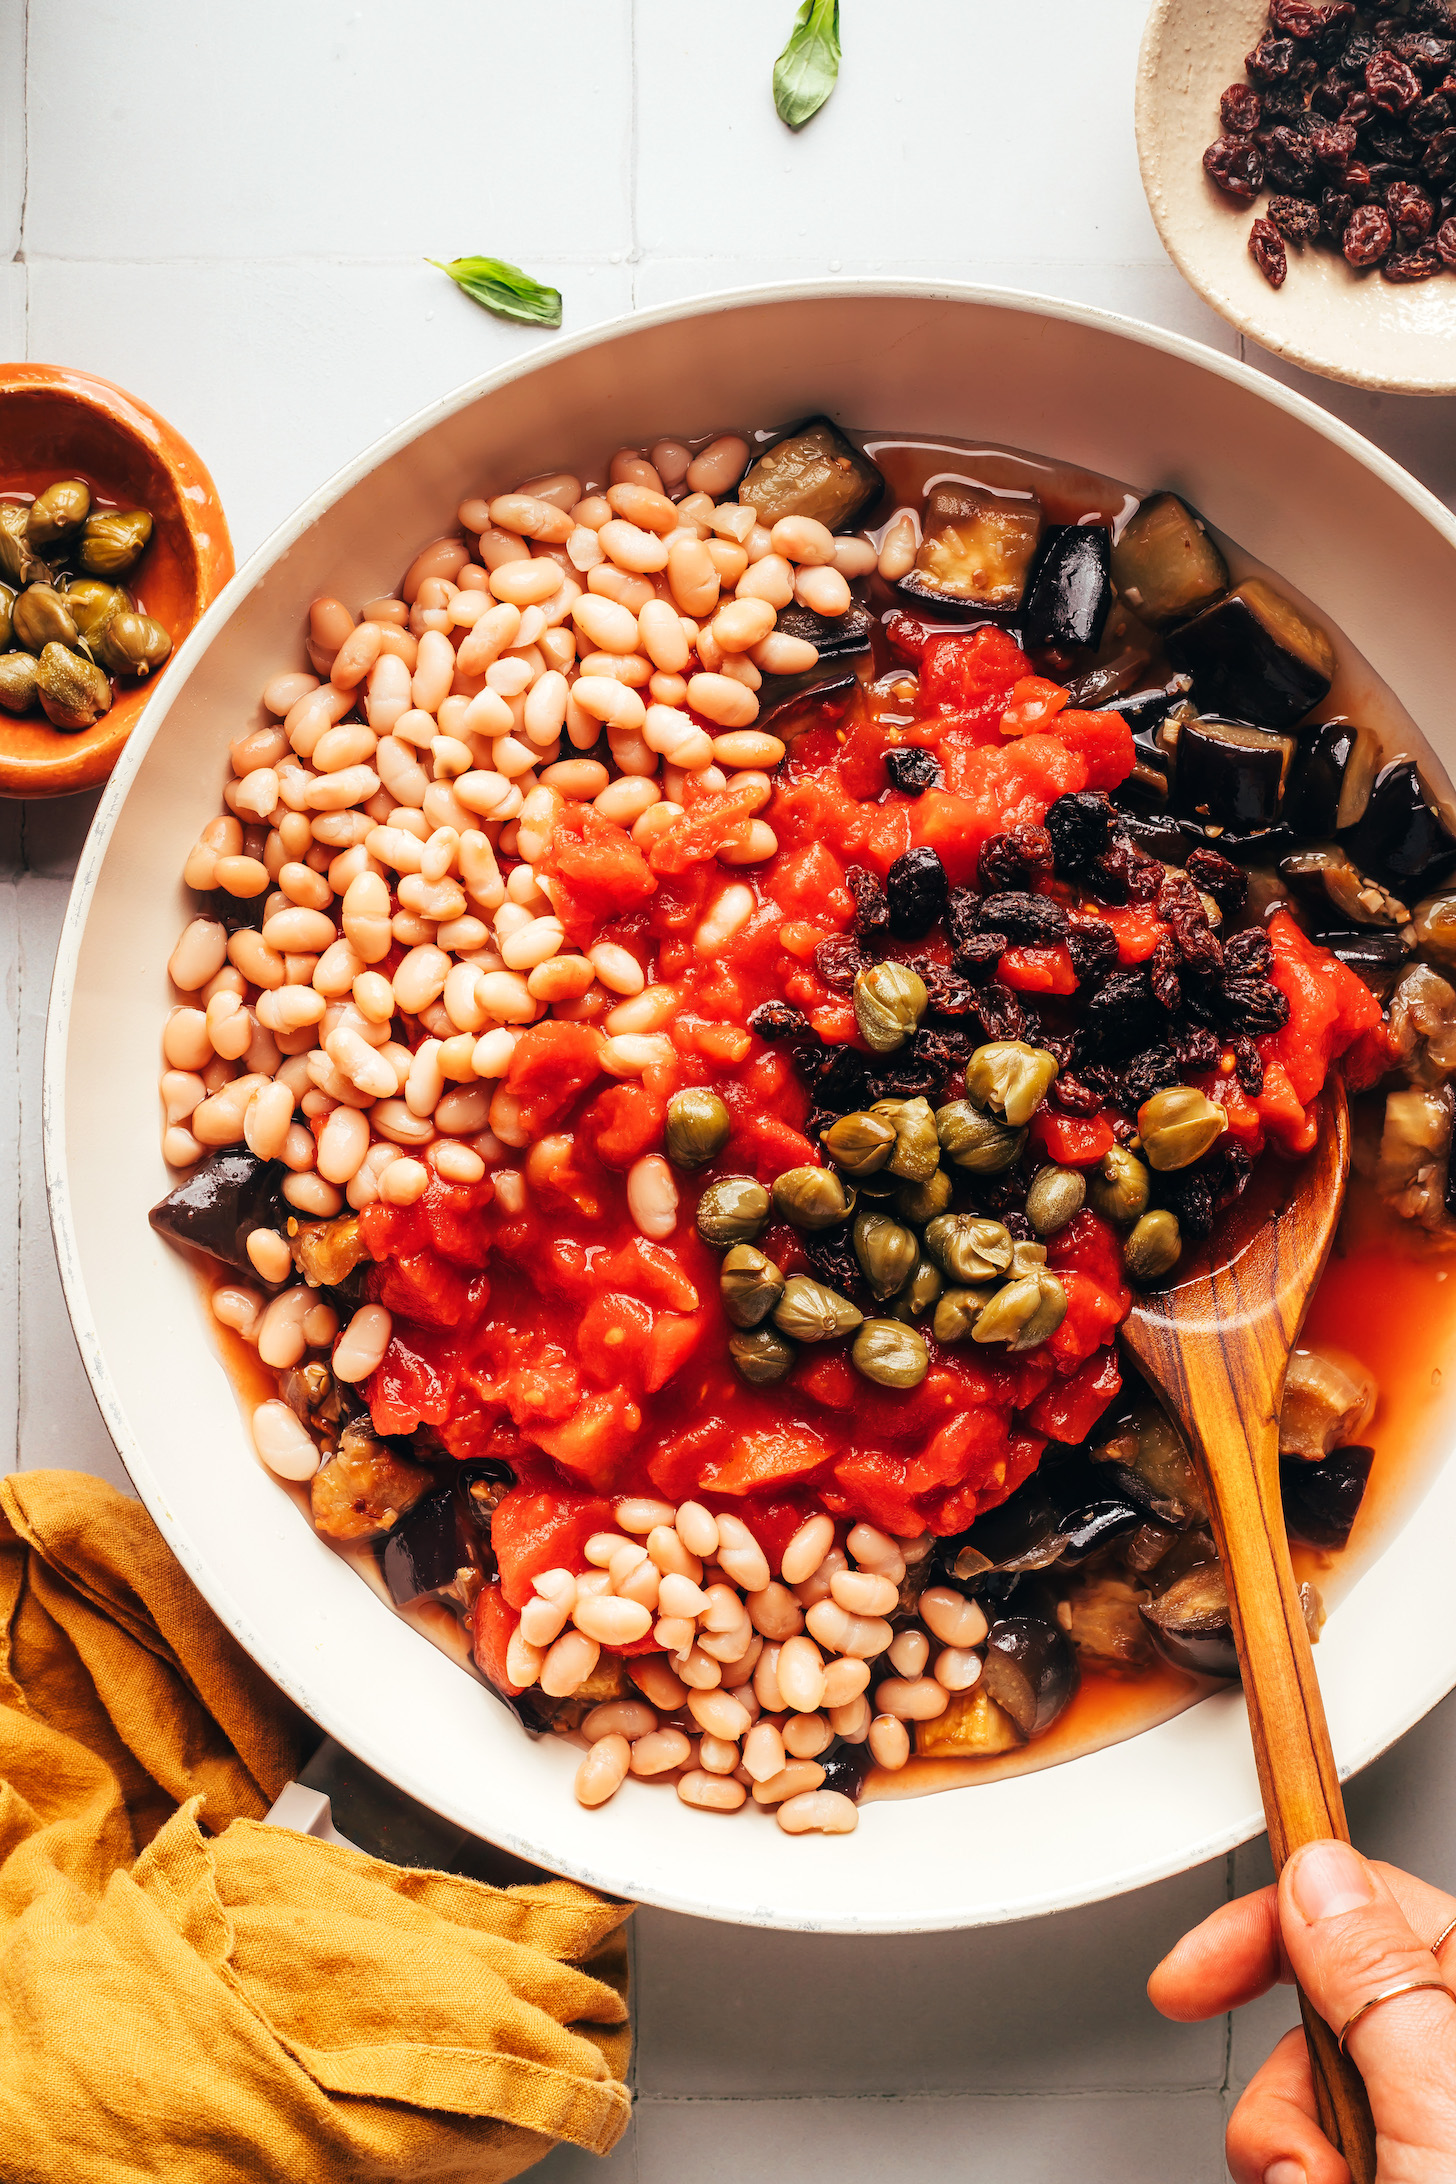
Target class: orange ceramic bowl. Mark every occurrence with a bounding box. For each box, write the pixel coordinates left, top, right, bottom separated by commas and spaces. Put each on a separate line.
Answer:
0, 364, 233, 799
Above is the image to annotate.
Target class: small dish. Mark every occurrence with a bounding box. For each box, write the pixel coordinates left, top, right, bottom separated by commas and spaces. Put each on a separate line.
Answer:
0, 363, 233, 799
1137, 0, 1456, 394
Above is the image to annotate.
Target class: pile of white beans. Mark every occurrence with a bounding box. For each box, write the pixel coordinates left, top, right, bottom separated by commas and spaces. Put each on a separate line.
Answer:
543, 1500, 989, 1836
157, 430, 888, 1483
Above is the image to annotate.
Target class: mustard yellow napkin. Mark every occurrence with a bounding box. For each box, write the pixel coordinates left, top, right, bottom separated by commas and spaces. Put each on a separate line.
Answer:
0, 1470, 631, 2183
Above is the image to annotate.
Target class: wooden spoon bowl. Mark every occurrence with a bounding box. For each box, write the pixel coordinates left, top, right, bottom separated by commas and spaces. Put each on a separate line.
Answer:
1123, 1080, 1376, 2182
0, 364, 233, 800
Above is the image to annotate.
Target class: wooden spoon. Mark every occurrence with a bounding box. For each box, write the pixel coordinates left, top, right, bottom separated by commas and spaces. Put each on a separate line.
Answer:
1121, 1078, 1376, 2184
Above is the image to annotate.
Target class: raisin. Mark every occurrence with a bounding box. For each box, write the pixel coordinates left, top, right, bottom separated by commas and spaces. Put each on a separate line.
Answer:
1080, 968, 1164, 1063
918, 961, 979, 1016
883, 746, 941, 797
1160, 1168, 1217, 1242
1388, 176, 1436, 236
806, 1043, 869, 1114
1345, 202, 1394, 260
1269, 0, 1330, 38
1369, 50, 1423, 111
1438, 213, 1456, 260
1393, 30, 1456, 71
1121, 1045, 1184, 1106
1232, 1035, 1266, 1095
1159, 875, 1225, 976
1263, 78, 1315, 116
1313, 65, 1351, 115
945, 887, 982, 953
1250, 215, 1289, 283
1310, 115, 1358, 167
1339, 31, 1377, 75
1423, 125, 1456, 177
847, 865, 889, 946
1205, 133, 1267, 197
866, 1028, 973, 1105
977, 824, 1054, 893
1261, 122, 1320, 191
953, 931, 1009, 982
1272, 193, 1320, 244
748, 1000, 811, 1041
1364, 116, 1421, 164
1046, 791, 1115, 878
1248, 34, 1300, 80
1410, 90, 1454, 133
1222, 81, 1265, 132
1344, 159, 1376, 201
804, 1226, 867, 1307
1172, 1024, 1223, 1073
977, 891, 1068, 945
886, 846, 949, 941
1382, 240, 1447, 273
1149, 933, 1183, 1012
1049, 1071, 1107, 1117
1224, 927, 1274, 977
1093, 835, 1164, 906
969, 983, 1027, 1044
1183, 846, 1248, 916
1066, 917, 1120, 985
1218, 975, 1292, 1034
813, 936, 868, 992
1320, 185, 1356, 235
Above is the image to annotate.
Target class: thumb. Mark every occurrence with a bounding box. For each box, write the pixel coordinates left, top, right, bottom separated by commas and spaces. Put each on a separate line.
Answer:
1280, 1841, 1456, 2167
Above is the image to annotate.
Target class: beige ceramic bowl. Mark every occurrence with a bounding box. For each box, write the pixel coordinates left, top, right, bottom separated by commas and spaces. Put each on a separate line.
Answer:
1138, 0, 1456, 392
42, 284, 1456, 1930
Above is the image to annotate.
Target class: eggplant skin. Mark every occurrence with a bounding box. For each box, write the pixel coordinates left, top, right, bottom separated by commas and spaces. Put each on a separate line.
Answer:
898, 482, 1044, 615
1280, 1445, 1374, 1553
1347, 759, 1456, 888
1173, 716, 1296, 832
1284, 719, 1377, 839
1165, 579, 1335, 731
149, 1148, 285, 1274
1024, 525, 1112, 651
1110, 493, 1229, 631
740, 417, 885, 532
981, 1615, 1080, 1739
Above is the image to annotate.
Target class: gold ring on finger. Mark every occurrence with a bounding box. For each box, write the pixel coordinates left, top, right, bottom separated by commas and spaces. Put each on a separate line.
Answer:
1337, 1979, 1456, 2056
1431, 1914, 1456, 1960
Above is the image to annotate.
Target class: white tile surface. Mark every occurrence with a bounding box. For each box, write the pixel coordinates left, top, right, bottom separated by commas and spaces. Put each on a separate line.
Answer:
8, 4, 1456, 2177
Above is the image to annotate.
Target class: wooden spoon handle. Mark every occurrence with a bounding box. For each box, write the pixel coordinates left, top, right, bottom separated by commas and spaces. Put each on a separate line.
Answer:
1190, 1395, 1377, 2184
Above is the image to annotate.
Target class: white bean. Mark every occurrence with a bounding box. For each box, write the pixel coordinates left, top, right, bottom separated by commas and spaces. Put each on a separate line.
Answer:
919, 1586, 989, 1650
777, 1790, 858, 1835
627, 1153, 678, 1241
333, 1303, 393, 1382
251, 1400, 320, 1481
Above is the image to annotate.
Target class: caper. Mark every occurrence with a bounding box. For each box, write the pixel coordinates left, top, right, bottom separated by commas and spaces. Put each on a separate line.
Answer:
664, 1086, 732, 1169
729, 1325, 796, 1386
854, 1168, 901, 1201
772, 1275, 864, 1343
1024, 1164, 1086, 1238
964, 1040, 1060, 1127
35, 642, 112, 730
1124, 1209, 1183, 1282
0, 580, 13, 651
1009, 1239, 1049, 1277
932, 1284, 997, 1344
852, 1208, 919, 1301
887, 1255, 943, 1323
61, 577, 128, 647
772, 1164, 855, 1230
696, 1173, 770, 1249
924, 1213, 1014, 1285
719, 1243, 785, 1328
1137, 1085, 1228, 1172
94, 608, 172, 679
851, 1318, 929, 1390
935, 1099, 1027, 1174
872, 1094, 940, 1182
894, 1167, 953, 1226
0, 503, 44, 588
853, 960, 927, 1053
821, 1109, 897, 1177
0, 650, 39, 715
25, 477, 90, 548
11, 582, 79, 655
77, 507, 153, 578
972, 1270, 1068, 1352
1089, 1145, 1150, 1225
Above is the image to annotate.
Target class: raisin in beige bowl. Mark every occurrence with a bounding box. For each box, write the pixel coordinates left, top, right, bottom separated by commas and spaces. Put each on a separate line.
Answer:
43, 284, 1456, 1931
1138, 0, 1456, 394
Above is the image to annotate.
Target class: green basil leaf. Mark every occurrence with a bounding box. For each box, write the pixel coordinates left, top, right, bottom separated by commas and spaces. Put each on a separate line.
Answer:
429, 256, 563, 328
773, 0, 840, 130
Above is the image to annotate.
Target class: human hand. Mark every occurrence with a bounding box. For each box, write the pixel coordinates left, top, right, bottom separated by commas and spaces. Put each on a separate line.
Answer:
1149, 1842, 1456, 2183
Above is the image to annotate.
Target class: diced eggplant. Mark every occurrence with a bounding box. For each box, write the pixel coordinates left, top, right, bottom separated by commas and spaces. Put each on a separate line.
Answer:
207, 886, 270, 935
756, 662, 863, 733
818, 1741, 874, 1801
915, 1682, 1024, 1759
1319, 928, 1414, 997
1055, 1493, 1146, 1563
280, 1358, 358, 1432
981, 1614, 1080, 1739
1165, 579, 1335, 730
148, 1148, 286, 1274
1412, 891, 1456, 971
1347, 759, 1456, 887
1179, 820, 1299, 865
1061, 1572, 1155, 1675
1280, 1445, 1374, 1552
1278, 848, 1411, 931
291, 1213, 370, 1290
1061, 645, 1158, 710
1172, 714, 1297, 831
897, 482, 1044, 615
776, 598, 875, 662
740, 417, 885, 531
1115, 756, 1174, 814
1095, 673, 1194, 729
379, 1461, 509, 1610
1110, 493, 1230, 630
1092, 1403, 1207, 1527
310, 1418, 436, 1543
946, 1479, 1066, 1577
1279, 1346, 1377, 1460
1111, 808, 1200, 863
1283, 719, 1378, 838
1141, 1562, 1238, 1679
1024, 525, 1113, 650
